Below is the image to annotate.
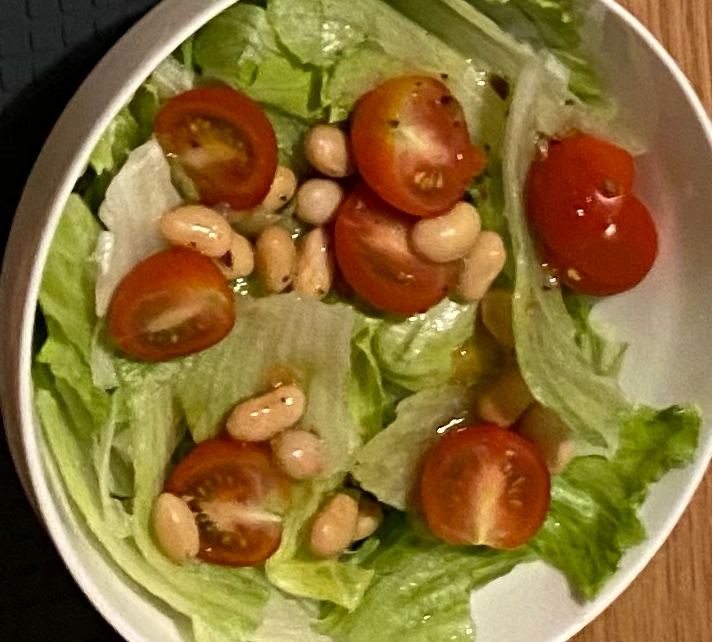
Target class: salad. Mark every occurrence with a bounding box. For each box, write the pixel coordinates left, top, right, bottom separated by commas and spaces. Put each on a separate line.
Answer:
32, 0, 702, 641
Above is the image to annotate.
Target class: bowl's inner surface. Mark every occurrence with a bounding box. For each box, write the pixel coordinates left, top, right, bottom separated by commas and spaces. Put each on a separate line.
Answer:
13, 1, 712, 642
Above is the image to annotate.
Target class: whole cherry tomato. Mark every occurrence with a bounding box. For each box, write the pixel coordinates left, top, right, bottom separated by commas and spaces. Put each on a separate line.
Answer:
526, 134, 658, 295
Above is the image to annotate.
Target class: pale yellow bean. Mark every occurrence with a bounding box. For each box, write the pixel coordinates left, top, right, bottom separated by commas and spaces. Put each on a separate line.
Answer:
255, 225, 297, 292
353, 497, 383, 542
477, 366, 534, 427
411, 202, 481, 263
517, 403, 575, 474
160, 205, 233, 257
271, 430, 325, 480
309, 493, 359, 558
214, 232, 254, 280
152, 493, 200, 563
227, 385, 307, 442
262, 166, 298, 212
295, 178, 344, 226
294, 228, 333, 300
304, 125, 355, 178
455, 231, 506, 302
480, 288, 515, 348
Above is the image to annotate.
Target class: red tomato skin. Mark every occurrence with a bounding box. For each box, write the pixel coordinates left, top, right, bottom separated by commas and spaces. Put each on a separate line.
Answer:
334, 182, 457, 315
526, 134, 658, 295
107, 247, 235, 362
419, 424, 551, 550
165, 437, 291, 567
351, 75, 486, 217
154, 86, 278, 209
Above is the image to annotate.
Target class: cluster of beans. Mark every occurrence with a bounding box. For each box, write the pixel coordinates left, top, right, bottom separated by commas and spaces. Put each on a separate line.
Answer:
151, 382, 383, 564
158, 125, 353, 300
159, 122, 507, 304
470, 289, 575, 474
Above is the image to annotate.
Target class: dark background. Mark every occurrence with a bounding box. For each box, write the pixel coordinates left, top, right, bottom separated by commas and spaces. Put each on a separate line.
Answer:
0, 1, 162, 639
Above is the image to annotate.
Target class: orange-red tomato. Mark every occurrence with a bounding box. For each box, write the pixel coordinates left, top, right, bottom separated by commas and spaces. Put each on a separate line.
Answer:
526, 134, 658, 295
334, 182, 457, 315
165, 436, 291, 567
350, 75, 486, 217
107, 247, 235, 361
419, 424, 551, 549
153, 86, 278, 209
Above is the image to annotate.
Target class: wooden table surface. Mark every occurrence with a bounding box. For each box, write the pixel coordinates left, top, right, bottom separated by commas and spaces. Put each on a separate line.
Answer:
573, 1, 712, 641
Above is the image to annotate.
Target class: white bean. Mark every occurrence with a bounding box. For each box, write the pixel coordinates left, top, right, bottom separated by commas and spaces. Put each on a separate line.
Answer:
227, 384, 307, 442
309, 493, 359, 558
480, 288, 514, 348
304, 125, 355, 178
152, 493, 200, 563
271, 430, 325, 480
255, 225, 297, 292
294, 228, 333, 300
160, 205, 233, 257
295, 178, 344, 226
214, 232, 254, 280
518, 403, 575, 474
477, 366, 534, 428
411, 202, 481, 263
455, 231, 506, 302
353, 497, 383, 542
262, 166, 298, 212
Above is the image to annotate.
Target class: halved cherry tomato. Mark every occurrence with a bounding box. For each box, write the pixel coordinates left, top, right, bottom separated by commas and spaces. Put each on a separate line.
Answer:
107, 247, 235, 361
165, 436, 291, 567
419, 424, 550, 549
526, 133, 658, 295
153, 86, 278, 209
334, 182, 457, 315
350, 75, 486, 217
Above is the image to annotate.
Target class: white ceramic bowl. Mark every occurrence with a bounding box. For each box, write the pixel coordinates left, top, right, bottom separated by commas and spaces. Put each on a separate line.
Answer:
1, 1, 711, 641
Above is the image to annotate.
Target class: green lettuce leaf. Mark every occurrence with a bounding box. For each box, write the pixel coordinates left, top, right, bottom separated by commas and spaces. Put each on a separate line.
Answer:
266, 479, 375, 610
373, 299, 477, 392
348, 317, 390, 442
34, 196, 272, 642
38, 194, 103, 362
460, 0, 601, 99
319, 513, 531, 642
532, 405, 700, 599
94, 139, 181, 318
267, 0, 368, 67
194, 3, 322, 120
353, 385, 474, 510
89, 107, 141, 176
264, 106, 311, 175
323, 41, 408, 122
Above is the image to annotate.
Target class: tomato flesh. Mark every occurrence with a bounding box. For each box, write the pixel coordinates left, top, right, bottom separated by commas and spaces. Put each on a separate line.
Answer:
165, 437, 291, 567
351, 75, 485, 217
107, 247, 235, 361
154, 86, 278, 209
526, 134, 658, 295
334, 182, 457, 315
419, 424, 550, 549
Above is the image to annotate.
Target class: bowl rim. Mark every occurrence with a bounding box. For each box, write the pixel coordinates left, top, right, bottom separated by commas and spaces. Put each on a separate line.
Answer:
1, 0, 711, 641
